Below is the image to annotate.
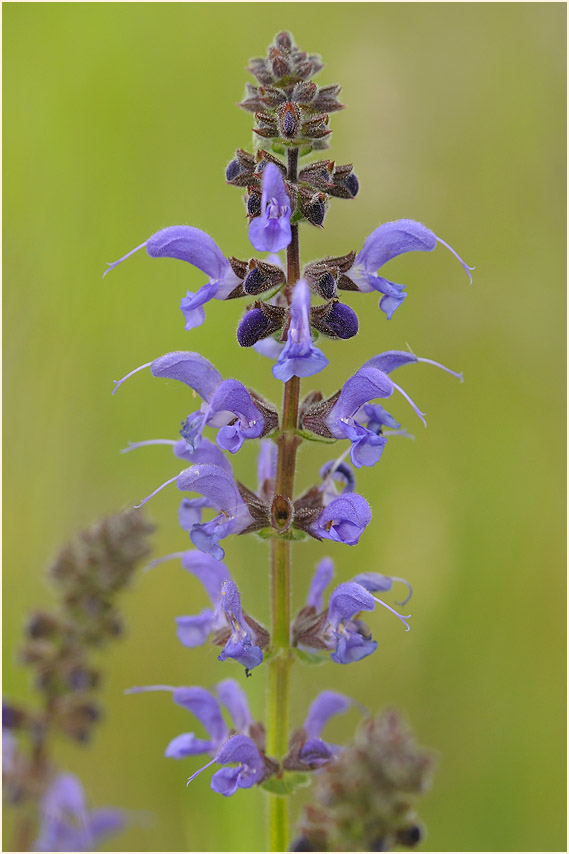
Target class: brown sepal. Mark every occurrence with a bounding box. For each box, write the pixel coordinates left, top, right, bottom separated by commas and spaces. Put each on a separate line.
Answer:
248, 385, 281, 436
299, 390, 341, 438
227, 257, 249, 280
236, 481, 271, 531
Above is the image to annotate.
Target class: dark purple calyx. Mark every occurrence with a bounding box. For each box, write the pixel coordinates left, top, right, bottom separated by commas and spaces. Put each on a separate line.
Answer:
310, 300, 358, 340
237, 309, 270, 347
237, 302, 286, 347
243, 259, 285, 296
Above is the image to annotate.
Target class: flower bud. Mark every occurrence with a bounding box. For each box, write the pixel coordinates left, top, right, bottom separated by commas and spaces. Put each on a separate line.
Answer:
26, 610, 61, 639
299, 190, 327, 227
322, 303, 358, 339
247, 191, 262, 217
310, 301, 358, 340
344, 172, 359, 197
244, 260, 286, 295
328, 165, 360, 199
396, 825, 424, 848
237, 309, 270, 347
278, 102, 301, 138
275, 31, 292, 51
225, 159, 241, 182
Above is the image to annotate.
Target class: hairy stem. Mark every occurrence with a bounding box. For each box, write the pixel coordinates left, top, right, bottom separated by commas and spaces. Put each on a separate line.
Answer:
266, 146, 302, 853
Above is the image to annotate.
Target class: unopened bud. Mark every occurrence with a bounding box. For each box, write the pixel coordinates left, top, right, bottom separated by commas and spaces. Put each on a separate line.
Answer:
344, 172, 359, 197
244, 260, 286, 295
278, 102, 301, 138
396, 825, 424, 848
237, 309, 270, 347
272, 54, 290, 79
319, 303, 358, 339
275, 31, 293, 51
247, 191, 262, 218
299, 190, 327, 227
26, 611, 61, 639
225, 159, 241, 182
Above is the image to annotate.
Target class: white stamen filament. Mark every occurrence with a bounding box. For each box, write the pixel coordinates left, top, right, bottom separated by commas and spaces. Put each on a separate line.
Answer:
372, 596, 411, 631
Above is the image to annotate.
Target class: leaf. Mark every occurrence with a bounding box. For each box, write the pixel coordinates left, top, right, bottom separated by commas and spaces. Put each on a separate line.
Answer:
294, 647, 328, 666
261, 772, 312, 796
295, 429, 337, 444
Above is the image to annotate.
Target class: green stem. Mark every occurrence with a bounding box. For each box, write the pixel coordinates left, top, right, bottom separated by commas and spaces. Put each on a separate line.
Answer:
265, 146, 302, 853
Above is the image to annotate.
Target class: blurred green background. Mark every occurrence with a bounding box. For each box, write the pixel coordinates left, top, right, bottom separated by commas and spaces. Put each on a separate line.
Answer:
3, 3, 566, 852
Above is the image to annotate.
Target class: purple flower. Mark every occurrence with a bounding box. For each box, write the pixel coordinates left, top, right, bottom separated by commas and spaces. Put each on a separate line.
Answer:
216, 580, 264, 674
113, 351, 266, 454
126, 679, 252, 760
257, 440, 277, 502
248, 163, 292, 252
325, 350, 463, 466
135, 460, 254, 559
145, 550, 232, 646
103, 225, 241, 329
188, 734, 266, 796
144, 553, 264, 672
299, 562, 412, 665
273, 280, 329, 382
306, 557, 334, 612
33, 774, 125, 852
297, 691, 352, 768
328, 581, 411, 664
347, 219, 474, 318
310, 493, 371, 545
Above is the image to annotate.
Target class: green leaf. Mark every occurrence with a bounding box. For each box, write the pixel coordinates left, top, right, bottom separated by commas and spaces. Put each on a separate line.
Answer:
261, 772, 311, 796
294, 647, 329, 666
295, 429, 337, 444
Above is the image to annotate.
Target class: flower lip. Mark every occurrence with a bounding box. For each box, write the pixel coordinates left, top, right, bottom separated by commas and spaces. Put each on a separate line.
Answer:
273, 280, 329, 382
248, 162, 292, 252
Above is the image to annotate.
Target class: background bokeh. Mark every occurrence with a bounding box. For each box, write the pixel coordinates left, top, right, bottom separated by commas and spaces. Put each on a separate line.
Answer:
3, 3, 566, 852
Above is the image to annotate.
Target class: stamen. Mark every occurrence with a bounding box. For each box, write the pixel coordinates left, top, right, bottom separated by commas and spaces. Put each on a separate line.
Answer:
134, 475, 178, 508
320, 447, 352, 491
391, 577, 413, 606
112, 362, 153, 396
418, 357, 464, 383
121, 439, 177, 453
124, 685, 176, 694
187, 757, 217, 786
102, 241, 148, 279
142, 552, 187, 573
383, 429, 415, 440
436, 237, 475, 285
372, 596, 411, 631
391, 381, 427, 427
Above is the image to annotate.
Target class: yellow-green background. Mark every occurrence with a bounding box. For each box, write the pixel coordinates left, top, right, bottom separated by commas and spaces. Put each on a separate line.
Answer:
3, 3, 566, 851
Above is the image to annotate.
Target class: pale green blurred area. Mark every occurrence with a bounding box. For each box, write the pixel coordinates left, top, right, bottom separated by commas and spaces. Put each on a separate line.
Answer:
3, 3, 565, 852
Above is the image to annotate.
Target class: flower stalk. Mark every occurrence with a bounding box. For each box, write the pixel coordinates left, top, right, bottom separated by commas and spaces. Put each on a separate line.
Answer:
265, 146, 303, 852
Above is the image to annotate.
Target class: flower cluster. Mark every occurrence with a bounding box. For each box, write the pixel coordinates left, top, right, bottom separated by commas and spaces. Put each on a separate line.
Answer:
106, 30, 470, 851
2, 509, 152, 851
